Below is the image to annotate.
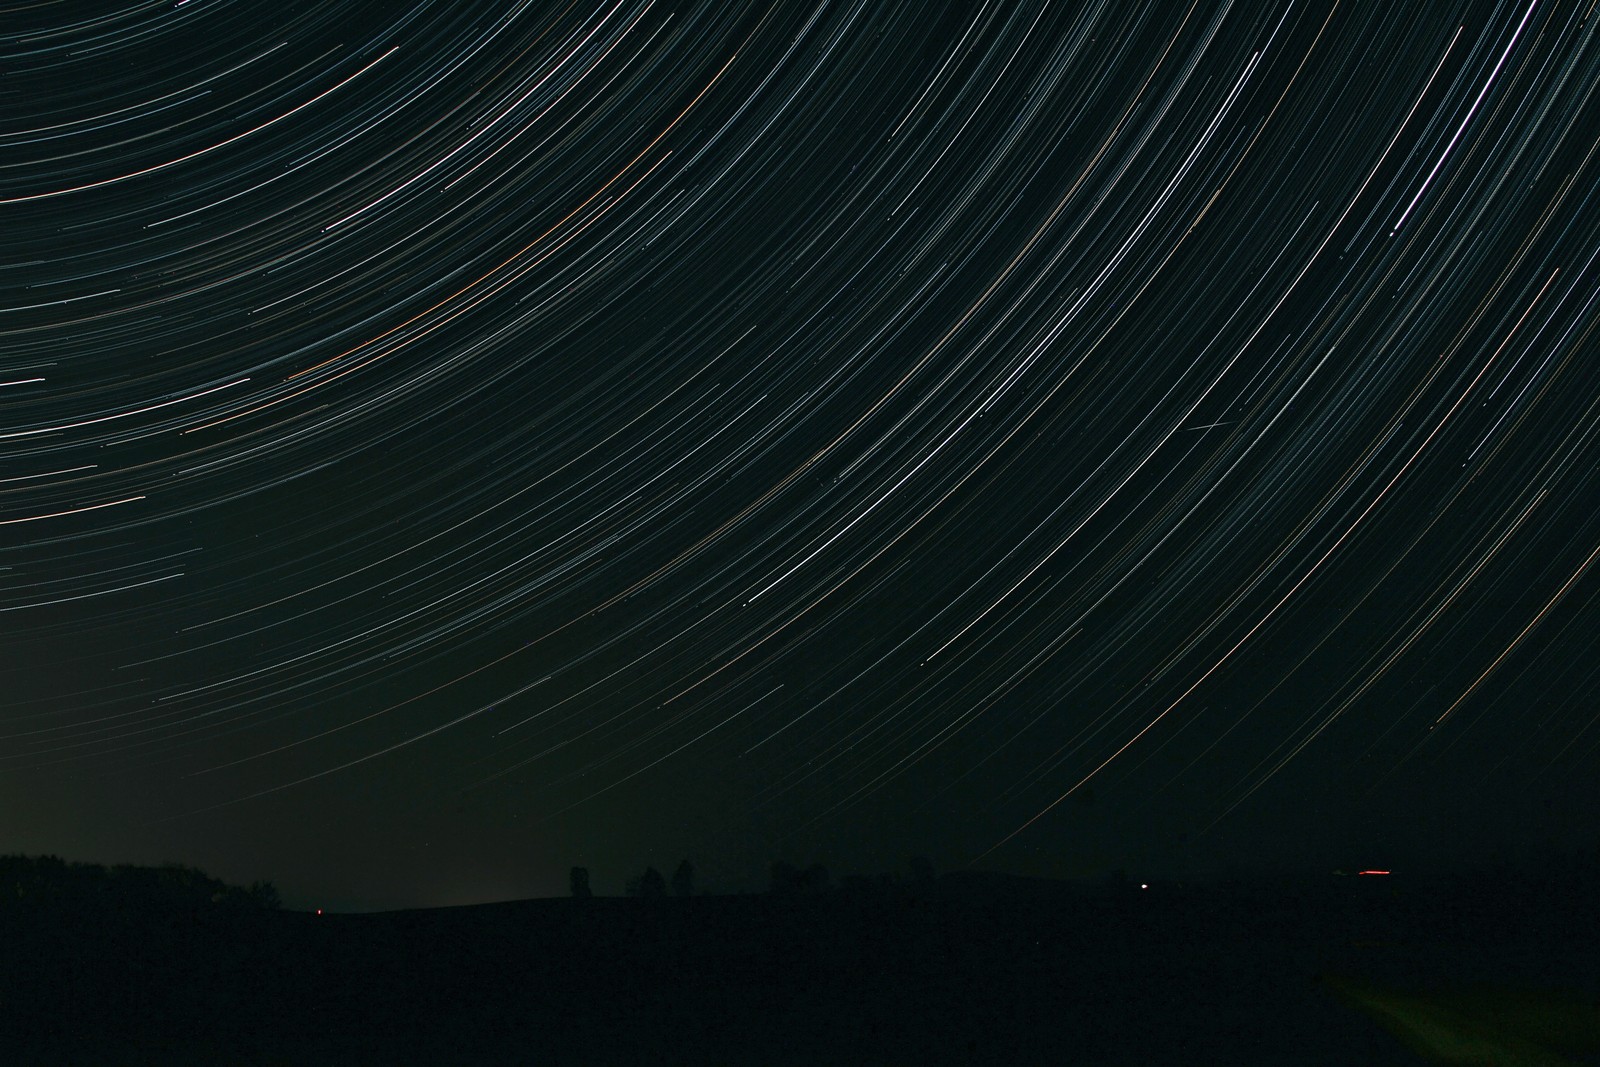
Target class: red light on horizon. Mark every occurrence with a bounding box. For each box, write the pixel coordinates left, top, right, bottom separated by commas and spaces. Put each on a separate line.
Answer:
1357, 870, 1391, 876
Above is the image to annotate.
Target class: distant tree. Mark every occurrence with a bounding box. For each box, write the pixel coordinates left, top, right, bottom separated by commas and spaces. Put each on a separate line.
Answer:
839, 874, 875, 895
671, 860, 695, 898
770, 860, 830, 894
247, 880, 281, 909
908, 856, 936, 887
569, 866, 592, 899
799, 863, 830, 893
769, 860, 802, 895
626, 866, 666, 899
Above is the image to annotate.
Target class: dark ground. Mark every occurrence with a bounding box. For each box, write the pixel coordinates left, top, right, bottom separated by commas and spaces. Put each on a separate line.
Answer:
3, 869, 1597, 1065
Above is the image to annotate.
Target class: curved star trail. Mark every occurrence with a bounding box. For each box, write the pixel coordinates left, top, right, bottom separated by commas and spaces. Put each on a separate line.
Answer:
3, 0, 1598, 901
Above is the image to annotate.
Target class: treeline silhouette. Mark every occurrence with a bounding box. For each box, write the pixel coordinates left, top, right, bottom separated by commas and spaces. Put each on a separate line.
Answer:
5, 845, 1597, 1064
596, 855, 942, 900
0, 853, 280, 913
590, 842, 1600, 911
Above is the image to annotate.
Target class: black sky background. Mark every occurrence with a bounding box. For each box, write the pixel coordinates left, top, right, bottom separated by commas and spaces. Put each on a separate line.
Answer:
3, 1, 1598, 911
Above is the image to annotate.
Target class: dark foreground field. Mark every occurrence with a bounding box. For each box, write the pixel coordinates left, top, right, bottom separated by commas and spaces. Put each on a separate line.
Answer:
4, 871, 1597, 1065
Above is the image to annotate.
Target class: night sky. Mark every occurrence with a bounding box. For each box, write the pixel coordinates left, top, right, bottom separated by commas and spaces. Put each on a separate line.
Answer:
4, 1, 1598, 912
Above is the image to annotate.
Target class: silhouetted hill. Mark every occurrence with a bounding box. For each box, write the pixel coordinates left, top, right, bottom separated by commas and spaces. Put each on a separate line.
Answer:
3, 859, 1597, 1065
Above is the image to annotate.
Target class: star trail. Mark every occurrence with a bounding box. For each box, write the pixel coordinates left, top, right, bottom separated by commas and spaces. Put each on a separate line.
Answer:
3, 0, 1598, 909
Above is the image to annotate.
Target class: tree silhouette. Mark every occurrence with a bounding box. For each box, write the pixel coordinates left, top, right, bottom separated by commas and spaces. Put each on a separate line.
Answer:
799, 862, 830, 893
671, 860, 695, 898
769, 860, 802, 895
0, 854, 279, 911
839, 873, 875, 895
626, 866, 666, 899
569, 866, 592, 899
908, 856, 936, 887
247, 880, 281, 909
770, 860, 830, 894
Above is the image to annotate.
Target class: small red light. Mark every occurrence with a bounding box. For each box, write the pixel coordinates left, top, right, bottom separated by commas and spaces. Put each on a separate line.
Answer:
1357, 870, 1390, 876
316, 908, 323, 914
